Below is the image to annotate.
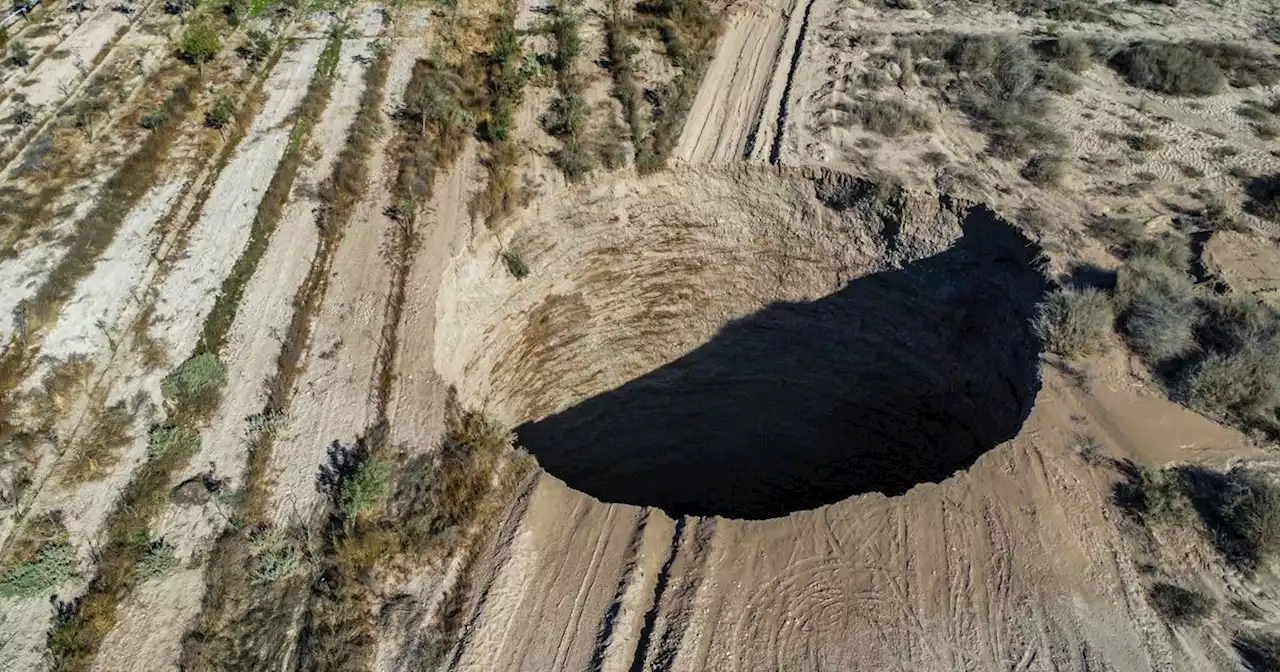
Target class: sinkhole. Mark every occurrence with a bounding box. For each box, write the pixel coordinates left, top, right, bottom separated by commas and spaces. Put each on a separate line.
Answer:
435, 168, 1048, 519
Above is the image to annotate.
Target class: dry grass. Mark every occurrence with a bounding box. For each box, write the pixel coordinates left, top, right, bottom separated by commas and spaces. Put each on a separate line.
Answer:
1235, 630, 1280, 672
839, 98, 934, 137
62, 401, 133, 484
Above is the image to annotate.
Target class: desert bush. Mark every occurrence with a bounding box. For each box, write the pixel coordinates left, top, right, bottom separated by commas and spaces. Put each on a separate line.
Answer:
1034, 288, 1113, 359
147, 424, 200, 461
846, 98, 934, 136
136, 539, 178, 580
179, 23, 222, 69
1127, 133, 1164, 151
502, 249, 529, 279
64, 402, 133, 483
340, 456, 391, 520
248, 527, 305, 584
943, 35, 1067, 159
1147, 582, 1214, 625
1245, 174, 1280, 222
204, 95, 236, 129
139, 107, 167, 130
1114, 464, 1193, 523
8, 40, 30, 67
0, 541, 77, 597
1021, 152, 1067, 186
1110, 42, 1225, 96
1040, 64, 1082, 94
1115, 256, 1201, 363
1182, 466, 1280, 572
161, 353, 226, 415
1180, 345, 1280, 431
164, 0, 197, 13
1236, 630, 1280, 672
1037, 35, 1092, 73
1189, 41, 1280, 88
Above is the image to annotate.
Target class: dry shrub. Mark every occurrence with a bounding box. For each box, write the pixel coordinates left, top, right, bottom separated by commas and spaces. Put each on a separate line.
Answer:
1036, 35, 1093, 73
1127, 133, 1164, 151
1110, 42, 1226, 96
1236, 630, 1280, 672
64, 402, 133, 483
944, 34, 1066, 159
843, 98, 934, 136
1035, 288, 1112, 359
1147, 583, 1214, 625
1115, 253, 1201, 363
1245, 173, 1280, 222
1021, 152, 1067, 185
1188, 41, 1280, 88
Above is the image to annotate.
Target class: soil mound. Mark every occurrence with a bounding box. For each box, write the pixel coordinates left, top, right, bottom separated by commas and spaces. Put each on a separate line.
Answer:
436, 167, 1047, 519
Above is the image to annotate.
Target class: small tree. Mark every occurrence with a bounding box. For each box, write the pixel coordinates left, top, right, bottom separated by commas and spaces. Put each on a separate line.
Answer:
179, 23, 222, 70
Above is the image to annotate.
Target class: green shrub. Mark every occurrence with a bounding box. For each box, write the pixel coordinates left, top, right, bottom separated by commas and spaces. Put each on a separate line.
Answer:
1110, 42, 1226, 96
501, 249, 529, 279
204, 95, 236, 129
136, 539, 178, 580
1035, 289, 1113, 359
161, 353, 226, 415
0, 541, 78, 598
340, 456, 391, 520
248, 528, 305, 584
147, 424, 201, 461
179, 23, 222, 69
1147, 582, 1214, 625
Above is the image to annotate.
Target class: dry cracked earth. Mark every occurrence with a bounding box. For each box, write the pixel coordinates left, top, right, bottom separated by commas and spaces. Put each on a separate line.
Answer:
1, 0, 1280, 670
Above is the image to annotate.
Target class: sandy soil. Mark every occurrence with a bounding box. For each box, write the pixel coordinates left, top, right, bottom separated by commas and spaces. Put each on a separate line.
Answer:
89, 25, 386, 672
264, 28, 425, 523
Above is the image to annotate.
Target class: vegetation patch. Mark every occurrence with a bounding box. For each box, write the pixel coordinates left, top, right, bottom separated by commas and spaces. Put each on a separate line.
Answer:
1034, 288, 1112, 359
1115, 462, 1280, 574
298, 395, 517, 671
631, 0, 722, 172
0, 540, 77, 598
64, 402, 134, 484
1108, 42, 1226, 96
1146, 582, 1214, 625
1235, 630, 1280, 672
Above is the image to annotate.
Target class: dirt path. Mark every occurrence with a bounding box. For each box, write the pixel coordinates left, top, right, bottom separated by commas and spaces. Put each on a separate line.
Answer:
673, 0, 796, 165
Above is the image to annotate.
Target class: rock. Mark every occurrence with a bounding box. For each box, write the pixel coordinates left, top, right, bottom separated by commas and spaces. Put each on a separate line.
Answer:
172, 476, 212, 506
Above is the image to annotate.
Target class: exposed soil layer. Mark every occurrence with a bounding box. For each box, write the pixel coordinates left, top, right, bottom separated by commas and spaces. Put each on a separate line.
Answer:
438, 167, 1047, 518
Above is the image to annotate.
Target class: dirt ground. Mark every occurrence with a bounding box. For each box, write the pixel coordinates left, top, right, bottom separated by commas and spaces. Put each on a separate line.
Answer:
2, 0, 1280, 669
